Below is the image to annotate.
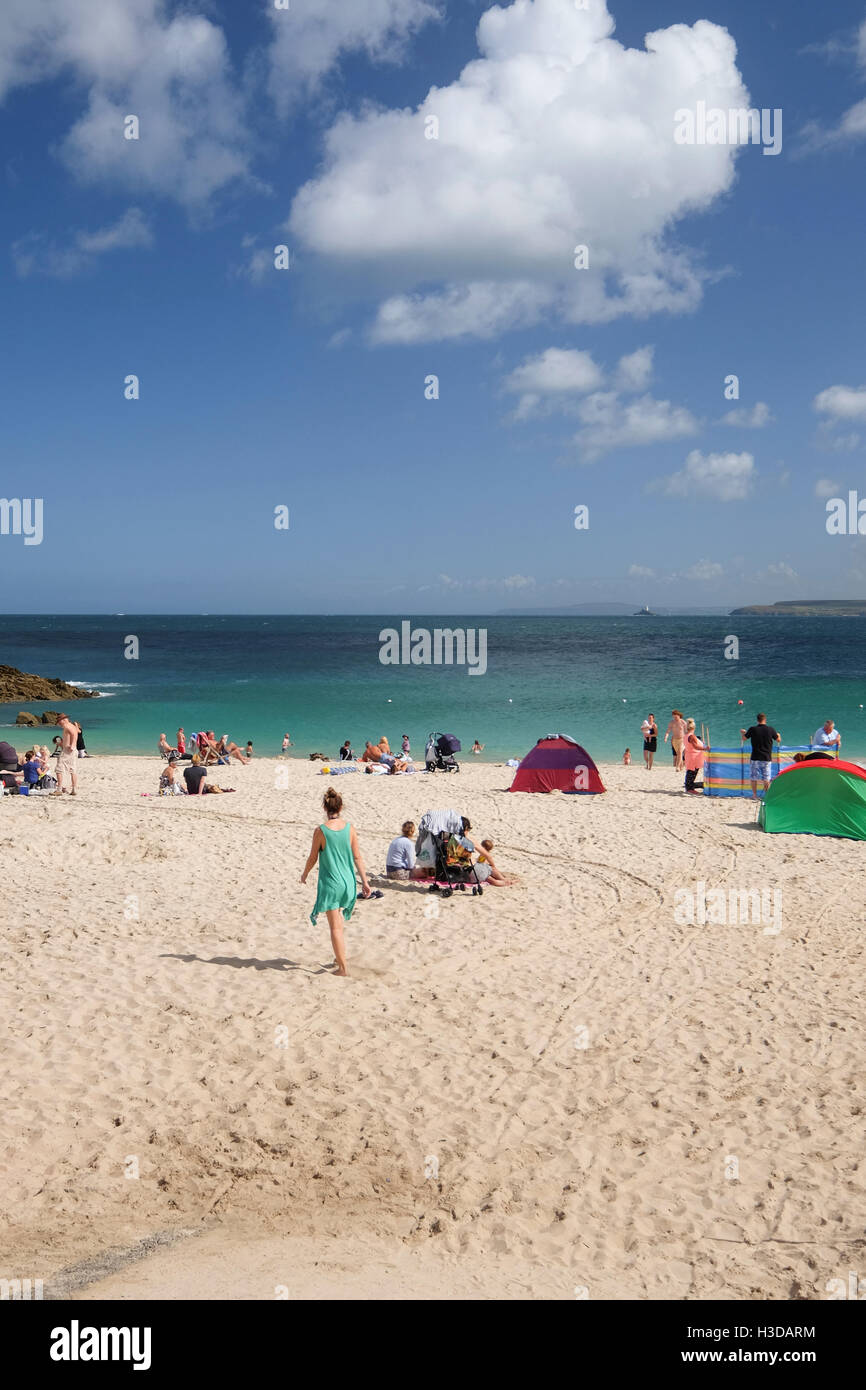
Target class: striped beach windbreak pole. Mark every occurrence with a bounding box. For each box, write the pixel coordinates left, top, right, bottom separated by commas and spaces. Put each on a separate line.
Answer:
740, 737, 745, 794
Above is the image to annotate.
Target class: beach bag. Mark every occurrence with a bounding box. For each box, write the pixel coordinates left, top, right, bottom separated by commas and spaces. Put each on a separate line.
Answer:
416, 832, 437, 868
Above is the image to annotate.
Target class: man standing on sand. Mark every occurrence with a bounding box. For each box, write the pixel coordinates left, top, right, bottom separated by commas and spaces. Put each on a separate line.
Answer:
740, 712, 781, 800
664, 710, 686, 771
641, 713, 658, 770
53, 713, 81, 796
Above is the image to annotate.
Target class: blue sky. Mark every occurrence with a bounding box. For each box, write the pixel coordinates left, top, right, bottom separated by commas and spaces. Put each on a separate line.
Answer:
2, 0, 866, 614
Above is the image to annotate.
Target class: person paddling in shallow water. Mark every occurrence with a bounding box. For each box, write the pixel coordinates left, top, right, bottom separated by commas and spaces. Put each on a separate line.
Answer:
301, 787, 371, 976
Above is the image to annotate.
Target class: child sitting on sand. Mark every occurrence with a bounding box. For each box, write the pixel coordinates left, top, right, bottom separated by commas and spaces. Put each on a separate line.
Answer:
465, 830, 507, 887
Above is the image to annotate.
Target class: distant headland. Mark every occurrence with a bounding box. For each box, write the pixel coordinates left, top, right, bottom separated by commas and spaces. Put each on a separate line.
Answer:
729, 600, 866, 617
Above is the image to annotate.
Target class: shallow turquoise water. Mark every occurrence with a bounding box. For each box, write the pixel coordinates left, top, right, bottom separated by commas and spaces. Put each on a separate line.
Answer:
1, 614, 864, 762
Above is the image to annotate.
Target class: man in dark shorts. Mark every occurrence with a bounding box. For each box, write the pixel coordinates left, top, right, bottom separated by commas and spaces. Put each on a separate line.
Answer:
183, 754, 208, 795
641, 713, 658, 770
740, 712, 781, 799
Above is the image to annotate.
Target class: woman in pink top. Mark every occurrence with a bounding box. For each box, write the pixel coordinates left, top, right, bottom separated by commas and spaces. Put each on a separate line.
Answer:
683, 719, 705, 793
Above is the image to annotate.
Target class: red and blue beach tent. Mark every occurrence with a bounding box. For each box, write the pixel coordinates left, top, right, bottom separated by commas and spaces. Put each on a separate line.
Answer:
509, 734, 605, 794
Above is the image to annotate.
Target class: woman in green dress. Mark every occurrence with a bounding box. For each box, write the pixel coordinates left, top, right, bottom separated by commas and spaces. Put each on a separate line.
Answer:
301, 787, 371, 976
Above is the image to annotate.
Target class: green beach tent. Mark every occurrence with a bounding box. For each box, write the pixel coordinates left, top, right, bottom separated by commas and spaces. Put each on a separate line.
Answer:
760, 760, 866, 840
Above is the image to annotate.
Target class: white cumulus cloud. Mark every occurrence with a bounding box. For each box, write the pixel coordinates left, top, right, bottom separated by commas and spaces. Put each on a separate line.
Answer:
505, 343, 663, 427
814, 477, 840, 499
814, 384, 866, 420
761, 561, 798, 582
681, 559, 724, 581
504, 347, 604, 418
0, 0, 253, 208
12, 206, 152, 277
575, 393, 699, 461
289, 0, 751, 341
268, 0, 440, 109
654, 449, 755, 502
436, 573, 536, 591
802, 19, 866, 150
717, 401, 773, 428
615, 346, 655, 393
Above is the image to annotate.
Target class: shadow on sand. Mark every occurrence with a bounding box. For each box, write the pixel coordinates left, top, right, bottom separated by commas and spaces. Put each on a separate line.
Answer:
161, 952, 332, 975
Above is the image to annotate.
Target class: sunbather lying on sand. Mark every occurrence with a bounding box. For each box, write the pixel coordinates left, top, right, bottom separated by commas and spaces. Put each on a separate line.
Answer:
365, 754, 408, 774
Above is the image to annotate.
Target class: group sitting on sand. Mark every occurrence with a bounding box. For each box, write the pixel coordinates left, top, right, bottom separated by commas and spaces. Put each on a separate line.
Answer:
159, 729, 250, 765
384, 816, 508, 886
0, 743, 56, 794
157, 753, 236, 796
358, 738, 412, 774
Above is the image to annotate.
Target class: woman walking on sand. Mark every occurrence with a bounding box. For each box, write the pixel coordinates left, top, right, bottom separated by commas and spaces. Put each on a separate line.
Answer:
301, 787, 371, 976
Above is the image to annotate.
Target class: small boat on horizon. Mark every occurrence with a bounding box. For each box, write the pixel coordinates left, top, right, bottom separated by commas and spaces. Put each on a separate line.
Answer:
634, 604, 657, 616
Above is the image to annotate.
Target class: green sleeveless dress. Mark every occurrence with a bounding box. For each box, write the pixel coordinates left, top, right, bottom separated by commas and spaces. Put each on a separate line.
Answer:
310, 822, 357, 925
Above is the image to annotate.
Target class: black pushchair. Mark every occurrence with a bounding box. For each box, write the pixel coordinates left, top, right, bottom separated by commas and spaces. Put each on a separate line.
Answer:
425, 731, 461, 773
415, 809, 483, 898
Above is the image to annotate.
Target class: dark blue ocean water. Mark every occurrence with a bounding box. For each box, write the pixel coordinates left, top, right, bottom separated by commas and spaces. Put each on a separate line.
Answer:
1, 615, 864, 761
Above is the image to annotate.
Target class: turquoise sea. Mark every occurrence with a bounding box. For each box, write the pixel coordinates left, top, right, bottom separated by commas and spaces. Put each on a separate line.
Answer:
1, 615, 864, 762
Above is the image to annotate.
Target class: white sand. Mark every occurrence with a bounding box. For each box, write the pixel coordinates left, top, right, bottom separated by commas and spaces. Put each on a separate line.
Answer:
2, 755, 864, 1300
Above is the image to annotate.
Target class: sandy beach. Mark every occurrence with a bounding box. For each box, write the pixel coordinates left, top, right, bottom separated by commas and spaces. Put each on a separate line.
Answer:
2, 755, 865, 1300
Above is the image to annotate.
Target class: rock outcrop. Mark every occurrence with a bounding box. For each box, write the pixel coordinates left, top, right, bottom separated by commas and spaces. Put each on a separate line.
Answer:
15, 712, 41, 726
0, 666, 99, 703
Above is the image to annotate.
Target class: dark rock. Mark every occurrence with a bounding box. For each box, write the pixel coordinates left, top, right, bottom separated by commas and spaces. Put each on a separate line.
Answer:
0, 665, 99, 703
41, 711, 62, 725
15, 712, 41, 726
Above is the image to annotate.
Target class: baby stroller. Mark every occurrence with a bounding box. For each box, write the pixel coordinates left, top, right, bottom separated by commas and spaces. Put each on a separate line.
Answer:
425, 731, 461, 773
415, 809, 484, 898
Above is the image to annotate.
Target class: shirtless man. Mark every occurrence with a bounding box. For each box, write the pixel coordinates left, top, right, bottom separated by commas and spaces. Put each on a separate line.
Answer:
664, 710, 686, 771
359, 741, 383, 763
53, 712, 80, 796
